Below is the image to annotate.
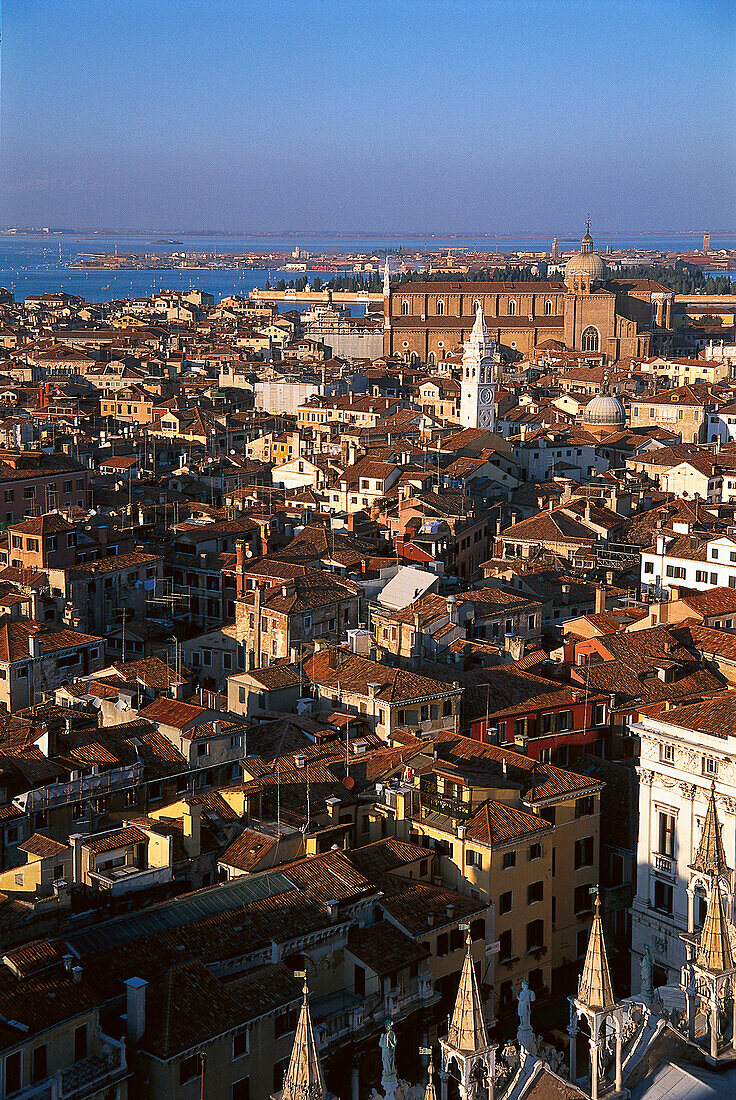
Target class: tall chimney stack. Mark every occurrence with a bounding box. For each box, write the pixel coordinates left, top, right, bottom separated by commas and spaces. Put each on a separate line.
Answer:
594, 585, 606, 616
235, 539, 245, 598
125, 977, 148, 1044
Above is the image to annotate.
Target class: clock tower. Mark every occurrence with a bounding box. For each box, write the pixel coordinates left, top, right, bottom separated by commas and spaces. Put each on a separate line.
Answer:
460, 304, 496, 430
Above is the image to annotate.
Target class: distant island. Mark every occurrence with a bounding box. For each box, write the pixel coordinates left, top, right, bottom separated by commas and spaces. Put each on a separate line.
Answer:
150, 238, 183, 247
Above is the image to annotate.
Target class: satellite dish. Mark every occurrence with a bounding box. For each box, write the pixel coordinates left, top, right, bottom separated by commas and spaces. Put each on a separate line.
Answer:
341, 776, 355, 791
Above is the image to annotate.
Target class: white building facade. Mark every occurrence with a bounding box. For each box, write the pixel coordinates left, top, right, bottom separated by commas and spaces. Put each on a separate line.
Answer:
641, 532, 736, 597
631, 706, 736, 989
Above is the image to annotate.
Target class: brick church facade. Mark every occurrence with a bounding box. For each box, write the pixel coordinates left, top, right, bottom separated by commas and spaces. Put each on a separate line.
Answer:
383, 225, 675, 365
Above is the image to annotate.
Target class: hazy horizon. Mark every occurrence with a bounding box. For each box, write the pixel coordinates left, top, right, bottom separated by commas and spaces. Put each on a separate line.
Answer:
1, 0, 734, 235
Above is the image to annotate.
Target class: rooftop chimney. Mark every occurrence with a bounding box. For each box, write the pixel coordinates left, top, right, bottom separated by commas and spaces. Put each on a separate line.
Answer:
594, 586, 606, 616
182, 802, 201, 858
235, 539, 245, 598
125, 977, 148, 1044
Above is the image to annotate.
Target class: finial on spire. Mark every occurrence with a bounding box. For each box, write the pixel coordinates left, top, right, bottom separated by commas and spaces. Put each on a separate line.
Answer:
280, 971, 327, 1100
419, 1046, 435, 1100
586, 216, 591, 235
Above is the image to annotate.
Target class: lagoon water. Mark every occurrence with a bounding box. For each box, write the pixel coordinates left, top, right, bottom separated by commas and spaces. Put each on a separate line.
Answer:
1, 233, 734, 304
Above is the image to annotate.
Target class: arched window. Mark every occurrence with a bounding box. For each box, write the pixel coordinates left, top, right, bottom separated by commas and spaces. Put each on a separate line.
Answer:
402, 300, 410, 315
545, 299, 553, 316
508, 300, 517, 316
581, 326, 599, 353
437, 299, 445, 315
427, 352, 436, 366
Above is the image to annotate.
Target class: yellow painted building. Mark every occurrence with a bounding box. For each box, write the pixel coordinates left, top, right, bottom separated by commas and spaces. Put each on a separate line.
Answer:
381, 731, 602, 1018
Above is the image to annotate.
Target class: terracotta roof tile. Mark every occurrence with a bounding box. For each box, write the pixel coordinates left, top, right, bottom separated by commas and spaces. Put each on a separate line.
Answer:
17, 832, 68, 859
347, 920, 429, 976
433, 729, 602, 805
465, 799, 553, 847
83, 825, 147, 855
304, 647, 460, 705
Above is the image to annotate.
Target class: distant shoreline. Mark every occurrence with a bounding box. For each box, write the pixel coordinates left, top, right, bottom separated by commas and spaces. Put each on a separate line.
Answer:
4, 229, 736, 241
69, 264, 271, 272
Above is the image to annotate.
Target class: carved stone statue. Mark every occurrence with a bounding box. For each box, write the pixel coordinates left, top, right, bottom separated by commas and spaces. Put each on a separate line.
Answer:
515, 980, 535, 1030
500, 1040, 519, 1075
546, 1047, 565, 1076
380, 1020, 398, 1088
640, 944, 654, 999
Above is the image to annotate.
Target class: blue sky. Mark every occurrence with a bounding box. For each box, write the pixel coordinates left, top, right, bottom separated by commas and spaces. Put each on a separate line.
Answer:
0, 0, 734, 233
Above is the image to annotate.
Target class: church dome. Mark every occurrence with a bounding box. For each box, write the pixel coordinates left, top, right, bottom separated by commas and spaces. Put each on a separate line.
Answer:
566, 221, 607, 291
582, 393, 626, 428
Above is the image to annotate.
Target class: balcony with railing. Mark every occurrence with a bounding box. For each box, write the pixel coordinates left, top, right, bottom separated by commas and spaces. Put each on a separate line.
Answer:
15, 762, 144, 813
12, 1034, 127, 1099
420, 790, 471, 821
419, 777, 471, 822
87, 862, 173, 896
312, 974, 438, 1051
652, 851, 675, 878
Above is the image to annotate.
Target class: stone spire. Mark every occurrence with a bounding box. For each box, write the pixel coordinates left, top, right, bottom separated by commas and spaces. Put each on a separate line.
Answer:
691, 782, 730, 879
696, 882, 734, 975
446, 931, 488, 1052
577, 889, 615, 1011
280, 977, 327, 1100
470, 302, 490, 343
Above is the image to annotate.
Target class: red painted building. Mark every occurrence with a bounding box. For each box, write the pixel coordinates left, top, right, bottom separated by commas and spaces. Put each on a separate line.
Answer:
469, 684, 610, 767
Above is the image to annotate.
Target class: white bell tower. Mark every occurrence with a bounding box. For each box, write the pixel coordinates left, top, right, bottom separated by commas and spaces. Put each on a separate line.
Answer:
460, 305, 496, 430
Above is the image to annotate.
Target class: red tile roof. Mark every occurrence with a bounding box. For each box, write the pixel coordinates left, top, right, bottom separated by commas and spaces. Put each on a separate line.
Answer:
138, 697, 208, 730
83, 826, 147, 855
